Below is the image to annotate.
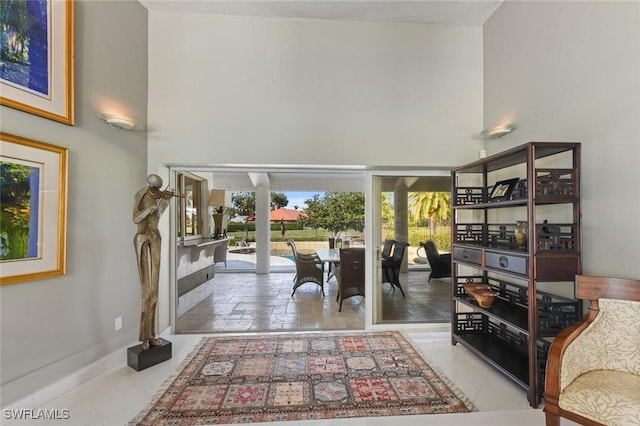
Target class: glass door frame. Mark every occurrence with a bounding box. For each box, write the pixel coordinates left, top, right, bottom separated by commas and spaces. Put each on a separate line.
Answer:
167, 165, 451, 334
364, 169, 451, 330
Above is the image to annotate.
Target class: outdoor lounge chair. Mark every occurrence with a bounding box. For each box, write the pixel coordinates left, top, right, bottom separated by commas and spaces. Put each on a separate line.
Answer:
287, 240, 325, 296
420, 240, 451, 282
381, 239, 396, 261
381, 241, 408, 297
335, 247, 365, 312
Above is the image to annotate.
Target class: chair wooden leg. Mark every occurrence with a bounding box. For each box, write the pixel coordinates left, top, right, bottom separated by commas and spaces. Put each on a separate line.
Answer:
544, 412, 560, 426
543, 399, 561, 426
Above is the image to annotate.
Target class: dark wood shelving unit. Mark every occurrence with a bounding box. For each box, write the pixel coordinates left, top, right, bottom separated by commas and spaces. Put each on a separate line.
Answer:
450, 142, 582, 408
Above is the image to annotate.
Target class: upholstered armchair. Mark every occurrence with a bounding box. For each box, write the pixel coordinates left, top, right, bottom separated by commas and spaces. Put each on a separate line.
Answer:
544, 275, 640, 426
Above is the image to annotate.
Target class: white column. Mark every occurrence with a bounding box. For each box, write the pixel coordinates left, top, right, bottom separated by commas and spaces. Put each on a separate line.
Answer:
255, 184, 271, 274
394, 184, 409, 272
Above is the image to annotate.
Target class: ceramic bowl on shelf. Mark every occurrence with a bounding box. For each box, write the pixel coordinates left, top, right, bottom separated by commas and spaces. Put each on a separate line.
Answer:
463, 283, 500, 308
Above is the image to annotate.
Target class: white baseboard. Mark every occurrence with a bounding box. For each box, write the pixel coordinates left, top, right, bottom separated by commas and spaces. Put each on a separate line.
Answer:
0, 328, 161, 409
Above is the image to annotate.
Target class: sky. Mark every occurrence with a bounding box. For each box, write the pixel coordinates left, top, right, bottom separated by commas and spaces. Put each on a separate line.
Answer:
282, 191, 321, 210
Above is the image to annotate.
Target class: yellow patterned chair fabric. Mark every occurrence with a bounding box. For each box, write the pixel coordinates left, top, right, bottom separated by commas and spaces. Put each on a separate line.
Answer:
544, 275, 640, 426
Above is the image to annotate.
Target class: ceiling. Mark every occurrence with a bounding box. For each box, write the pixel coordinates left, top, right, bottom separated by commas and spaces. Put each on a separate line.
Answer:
139, 1, 503, 26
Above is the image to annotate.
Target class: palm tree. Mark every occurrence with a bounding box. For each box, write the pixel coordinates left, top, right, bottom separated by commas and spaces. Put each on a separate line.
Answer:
408, 192, 451, 237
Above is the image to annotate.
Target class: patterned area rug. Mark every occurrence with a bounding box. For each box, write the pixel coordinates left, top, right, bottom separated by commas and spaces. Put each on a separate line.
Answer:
130, 331, 475, 425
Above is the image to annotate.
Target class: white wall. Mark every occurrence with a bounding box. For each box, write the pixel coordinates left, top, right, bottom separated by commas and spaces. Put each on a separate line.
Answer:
0, 0, 148, 404
147, 12, 484, 169
8, 0, 636, 407
483, 1, 640, 278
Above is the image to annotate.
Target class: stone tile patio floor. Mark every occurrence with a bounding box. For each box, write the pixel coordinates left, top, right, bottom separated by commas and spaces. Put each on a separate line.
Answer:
177, 247, 450, 333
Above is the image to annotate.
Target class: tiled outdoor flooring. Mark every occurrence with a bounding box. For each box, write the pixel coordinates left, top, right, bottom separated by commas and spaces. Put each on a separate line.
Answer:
177, 270, 450, 333
381, 270, 451, 322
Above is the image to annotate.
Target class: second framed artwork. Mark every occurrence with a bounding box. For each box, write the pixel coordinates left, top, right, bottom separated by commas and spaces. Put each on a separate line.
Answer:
488, 178, 520, 202
0, 0, 75, 125
0, 133, 68, 285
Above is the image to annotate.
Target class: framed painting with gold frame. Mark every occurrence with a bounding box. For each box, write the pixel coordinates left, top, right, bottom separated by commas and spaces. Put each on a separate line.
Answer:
0, 133, 68, 285
0, 0, 75, 125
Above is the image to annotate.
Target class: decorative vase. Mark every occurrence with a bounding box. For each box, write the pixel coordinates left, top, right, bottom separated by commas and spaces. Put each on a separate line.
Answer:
515, 221, 528, 248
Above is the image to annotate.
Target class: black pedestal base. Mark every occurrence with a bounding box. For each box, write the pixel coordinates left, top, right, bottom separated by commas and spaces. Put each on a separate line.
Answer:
127, 338, 172, 371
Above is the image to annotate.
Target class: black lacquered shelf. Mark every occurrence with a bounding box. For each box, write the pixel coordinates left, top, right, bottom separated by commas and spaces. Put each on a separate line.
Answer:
453, 242, 529, 256
451, 143, 581, 174
454, 296, 528, 334
454, 278, 581, 338
453, 333, 529, 389
453, 199, 528, 209
453, 197, 577, 209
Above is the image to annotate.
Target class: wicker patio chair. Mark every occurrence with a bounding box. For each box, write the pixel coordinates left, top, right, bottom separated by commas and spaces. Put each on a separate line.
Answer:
381, 241, 408, 297
335, 247, 365, 312
287, 240, 324, 296
381, 239, 396, 261
420, 240, 451, 282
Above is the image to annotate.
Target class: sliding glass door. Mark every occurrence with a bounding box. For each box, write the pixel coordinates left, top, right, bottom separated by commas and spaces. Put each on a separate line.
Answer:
370, 172, 451, 325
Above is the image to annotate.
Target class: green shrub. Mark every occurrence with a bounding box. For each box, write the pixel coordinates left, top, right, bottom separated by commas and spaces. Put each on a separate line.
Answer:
227, 222, 305, 233
385, 226, 451, 251
226, 224, 451, 250
227, 222, 255, 232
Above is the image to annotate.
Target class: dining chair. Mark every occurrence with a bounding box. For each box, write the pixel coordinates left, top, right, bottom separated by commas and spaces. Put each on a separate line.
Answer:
335, 247, 365, 312
287, 240, 324, 296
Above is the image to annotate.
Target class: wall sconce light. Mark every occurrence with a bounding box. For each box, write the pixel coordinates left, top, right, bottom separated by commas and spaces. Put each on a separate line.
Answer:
97, 113, 143, 131
480, 123, 518, 139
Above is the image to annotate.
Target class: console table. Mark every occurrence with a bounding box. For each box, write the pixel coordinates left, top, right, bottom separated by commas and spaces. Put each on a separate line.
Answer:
177, 238, 229, 318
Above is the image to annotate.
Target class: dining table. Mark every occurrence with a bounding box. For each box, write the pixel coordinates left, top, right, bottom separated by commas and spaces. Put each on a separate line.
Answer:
315, 248, 341, 263
315, 248, 341, 281
316, 246, 365, 282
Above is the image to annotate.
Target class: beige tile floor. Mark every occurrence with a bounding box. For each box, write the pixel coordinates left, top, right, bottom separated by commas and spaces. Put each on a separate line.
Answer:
177, 270, 451, 333
3, 255, 581, 425
3, 331, 581, 426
